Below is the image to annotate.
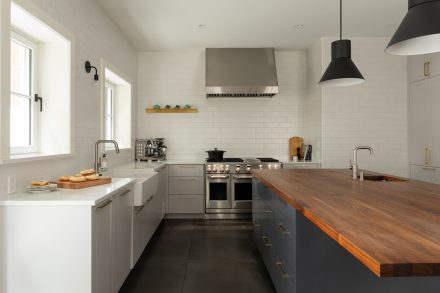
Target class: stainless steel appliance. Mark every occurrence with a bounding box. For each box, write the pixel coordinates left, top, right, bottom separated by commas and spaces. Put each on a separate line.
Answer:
205, 158, 282, 219
205, 48, 279, 97
135, 138, 167, 161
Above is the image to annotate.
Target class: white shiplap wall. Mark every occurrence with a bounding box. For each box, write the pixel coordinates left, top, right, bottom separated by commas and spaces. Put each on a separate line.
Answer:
138, 50, 308, 160
321, 38, 408, 177
0, 0, 138, 195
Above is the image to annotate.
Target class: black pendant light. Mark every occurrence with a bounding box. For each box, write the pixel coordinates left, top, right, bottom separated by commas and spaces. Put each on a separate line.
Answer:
320, 0, 364, 87
386, 0, 440, 55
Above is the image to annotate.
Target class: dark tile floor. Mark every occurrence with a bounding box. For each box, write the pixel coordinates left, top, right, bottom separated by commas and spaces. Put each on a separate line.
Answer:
120, 219, 276, 293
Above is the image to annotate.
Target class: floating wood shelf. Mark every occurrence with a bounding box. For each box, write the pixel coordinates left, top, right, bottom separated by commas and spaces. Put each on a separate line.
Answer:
146, 108, 198, 113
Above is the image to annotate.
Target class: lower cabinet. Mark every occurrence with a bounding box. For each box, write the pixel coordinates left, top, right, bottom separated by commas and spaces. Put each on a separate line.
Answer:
93, 188, 134, 293
167, 164, 205, 216
410, 164, 440, 184
253, 179, 297, 293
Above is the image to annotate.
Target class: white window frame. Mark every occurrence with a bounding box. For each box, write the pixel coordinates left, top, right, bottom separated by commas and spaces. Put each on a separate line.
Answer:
104, 82, 115, 142
10, 30, 39, 155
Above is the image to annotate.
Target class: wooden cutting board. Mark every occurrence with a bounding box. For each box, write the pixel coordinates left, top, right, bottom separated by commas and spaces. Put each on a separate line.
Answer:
289, 137, 304, 160
55, 177, 112, 189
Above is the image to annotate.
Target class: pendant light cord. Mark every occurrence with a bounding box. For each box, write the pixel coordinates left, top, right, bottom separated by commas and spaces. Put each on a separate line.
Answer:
340, 0, 342, 40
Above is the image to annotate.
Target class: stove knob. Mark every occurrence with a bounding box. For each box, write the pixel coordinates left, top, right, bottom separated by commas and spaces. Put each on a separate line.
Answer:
268, 164, 272, 169
225, 165, 230, 171
213, 164, 218, 172
246, 165, 251, 172
259, 164, 263, 169
274, 164, 279, 169
236, 165, 241, 173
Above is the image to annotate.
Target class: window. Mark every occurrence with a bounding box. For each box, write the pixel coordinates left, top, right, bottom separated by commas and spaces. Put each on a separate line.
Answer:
3, 1, 73, 161
104, 83, 115, 141
10, 32, 38, 154
102, 64, 132, 151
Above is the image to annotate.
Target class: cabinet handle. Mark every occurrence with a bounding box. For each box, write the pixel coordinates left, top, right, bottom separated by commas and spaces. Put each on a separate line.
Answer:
424, 61, 431, 77
422, 167, 437, 171
429, 148, 433, 165
262, 236, 272, 247
178, 166, 197, 169
276, 262, 290, 279
277, 223, 290, 235
97, 199, 112, 209
135, 205, 145, 212
264, 208, 272, 214
426, 148, 430, 165
118, 190, 131, 197
146, 196, 154, 203
178, 178, 197, 181
253, 221, 261, 228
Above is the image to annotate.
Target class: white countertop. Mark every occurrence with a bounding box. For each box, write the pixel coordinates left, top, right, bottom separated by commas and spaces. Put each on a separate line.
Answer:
114, 159, 205, 171
0, 178, 136, 206
282, 160, 321, 164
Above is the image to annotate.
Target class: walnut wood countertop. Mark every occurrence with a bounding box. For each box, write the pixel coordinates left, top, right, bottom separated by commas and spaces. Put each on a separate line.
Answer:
252, 169, 440, 277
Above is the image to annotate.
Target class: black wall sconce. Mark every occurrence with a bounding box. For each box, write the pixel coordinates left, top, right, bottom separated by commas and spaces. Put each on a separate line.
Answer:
85, 60, 99, 81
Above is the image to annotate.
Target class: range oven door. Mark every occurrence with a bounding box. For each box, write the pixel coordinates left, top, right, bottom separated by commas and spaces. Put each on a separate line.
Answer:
231, 175, 253, 210
206, 174, 231, 210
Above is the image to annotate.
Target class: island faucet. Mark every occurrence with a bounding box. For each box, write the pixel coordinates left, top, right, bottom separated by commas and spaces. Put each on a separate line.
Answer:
94, 140, 120, 173
353, 146, 374, 180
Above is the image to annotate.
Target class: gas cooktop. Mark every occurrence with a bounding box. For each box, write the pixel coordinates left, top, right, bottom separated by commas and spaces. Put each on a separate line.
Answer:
206, 158, 244, 163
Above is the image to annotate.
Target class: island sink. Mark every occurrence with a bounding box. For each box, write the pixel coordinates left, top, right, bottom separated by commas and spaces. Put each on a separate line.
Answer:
362, 174, 407, 182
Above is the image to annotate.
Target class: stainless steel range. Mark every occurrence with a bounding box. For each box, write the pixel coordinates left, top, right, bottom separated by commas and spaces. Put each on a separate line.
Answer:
205, 158, 282, 219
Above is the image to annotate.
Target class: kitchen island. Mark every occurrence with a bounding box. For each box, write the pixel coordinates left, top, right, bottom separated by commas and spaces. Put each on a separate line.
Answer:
252, 169, 440, 293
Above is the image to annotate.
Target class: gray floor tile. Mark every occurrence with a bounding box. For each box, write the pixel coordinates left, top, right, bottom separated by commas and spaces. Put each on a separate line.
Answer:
120, 261, 186, 293
120, 220, 275, 293
182, 262, 276, 293
143, 234, 191, 262
188, 237, 258, 263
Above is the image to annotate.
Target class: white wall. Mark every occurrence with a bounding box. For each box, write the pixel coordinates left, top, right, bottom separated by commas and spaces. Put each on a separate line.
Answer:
0, 0, 138, 195
305, 39, 324, 162
138, 49, 308, 160
320, 38, 408, 176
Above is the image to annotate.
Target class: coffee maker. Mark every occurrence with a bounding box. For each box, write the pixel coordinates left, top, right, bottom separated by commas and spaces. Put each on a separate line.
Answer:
135, 138, 167, 161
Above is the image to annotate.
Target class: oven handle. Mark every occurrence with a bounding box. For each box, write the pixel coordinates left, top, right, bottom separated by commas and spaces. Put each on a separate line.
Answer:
232, 175, 253, 180
207, 175, 230, 179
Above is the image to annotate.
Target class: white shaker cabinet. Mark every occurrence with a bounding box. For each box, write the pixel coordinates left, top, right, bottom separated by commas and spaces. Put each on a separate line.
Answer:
93, 199, 112, 293
111, 189, 133, 293
409, 79, 430, 166
168, 164, 205, 216
409, 69, 440, 183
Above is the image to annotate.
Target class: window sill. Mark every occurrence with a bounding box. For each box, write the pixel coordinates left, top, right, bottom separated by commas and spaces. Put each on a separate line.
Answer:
1, 153, 74, 165
104, 148, 132, 154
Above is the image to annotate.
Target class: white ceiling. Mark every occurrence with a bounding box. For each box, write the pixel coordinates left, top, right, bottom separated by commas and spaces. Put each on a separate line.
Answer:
95, 0, 407, 51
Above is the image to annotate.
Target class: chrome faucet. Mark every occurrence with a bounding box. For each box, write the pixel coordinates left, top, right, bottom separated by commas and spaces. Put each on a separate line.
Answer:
352, 146, 374, 180
94, 140, 120, 173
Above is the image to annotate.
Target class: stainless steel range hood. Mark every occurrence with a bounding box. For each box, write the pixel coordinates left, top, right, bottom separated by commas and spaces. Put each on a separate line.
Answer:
206, 48, 278, 97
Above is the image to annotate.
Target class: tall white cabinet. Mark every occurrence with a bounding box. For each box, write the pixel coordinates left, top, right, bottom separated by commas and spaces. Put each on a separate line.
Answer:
409, 53, 440, 183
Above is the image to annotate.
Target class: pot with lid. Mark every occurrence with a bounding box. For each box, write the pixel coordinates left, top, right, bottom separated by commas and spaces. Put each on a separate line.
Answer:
206, 148, 226, 161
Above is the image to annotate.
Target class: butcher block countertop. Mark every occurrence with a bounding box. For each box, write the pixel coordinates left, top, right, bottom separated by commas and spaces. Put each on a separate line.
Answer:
252, 168, 440, 278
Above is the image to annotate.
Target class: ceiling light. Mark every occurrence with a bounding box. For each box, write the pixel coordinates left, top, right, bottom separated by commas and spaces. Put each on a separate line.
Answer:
294, 24, 304, 29
198, 24, 207, 28
319, 0, 365, 87
386, 0, 440, 55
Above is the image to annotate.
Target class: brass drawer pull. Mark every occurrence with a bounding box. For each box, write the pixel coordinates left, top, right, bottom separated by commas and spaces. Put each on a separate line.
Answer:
277, 223, 290, 235
262, 236, 272, 247
276, 262, 290, 279
424, 61, 431, 77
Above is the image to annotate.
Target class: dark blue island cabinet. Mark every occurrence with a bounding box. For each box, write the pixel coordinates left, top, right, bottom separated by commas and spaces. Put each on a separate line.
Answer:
252, 178, 440, 293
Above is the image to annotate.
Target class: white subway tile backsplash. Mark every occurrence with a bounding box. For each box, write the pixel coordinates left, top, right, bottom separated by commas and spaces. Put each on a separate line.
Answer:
138, 50, 307, 160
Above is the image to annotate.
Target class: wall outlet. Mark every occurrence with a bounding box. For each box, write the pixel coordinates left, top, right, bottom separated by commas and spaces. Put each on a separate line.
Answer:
8, 176, 16, 194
